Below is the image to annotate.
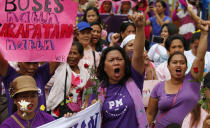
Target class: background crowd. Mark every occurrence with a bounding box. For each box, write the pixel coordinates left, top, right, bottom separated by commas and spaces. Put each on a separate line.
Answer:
0, 0, 210, 128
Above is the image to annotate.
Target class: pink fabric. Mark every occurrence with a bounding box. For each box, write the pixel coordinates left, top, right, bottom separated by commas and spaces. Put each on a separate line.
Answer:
156, 61, 171, 81
178, 0, 187, 8
172, 8, 179, 21
181, 107, 208, 128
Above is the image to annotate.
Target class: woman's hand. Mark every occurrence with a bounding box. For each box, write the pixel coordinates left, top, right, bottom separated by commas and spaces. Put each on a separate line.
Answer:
199, 22, 209, 33
64, 112, 73, 118
129, 12, 145, 28
203, 114, 210, 128
109, 33, 120, 46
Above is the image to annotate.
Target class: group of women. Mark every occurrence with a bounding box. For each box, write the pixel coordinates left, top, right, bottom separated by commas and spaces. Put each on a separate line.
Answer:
0, 0, 210, 128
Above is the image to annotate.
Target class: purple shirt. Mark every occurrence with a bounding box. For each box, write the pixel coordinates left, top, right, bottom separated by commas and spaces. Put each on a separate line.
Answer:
2, 64, 51, 116
151, 73, 200, 128
149, 16, 172, 36
0, 111, 54, 128
102, 66, 144, 128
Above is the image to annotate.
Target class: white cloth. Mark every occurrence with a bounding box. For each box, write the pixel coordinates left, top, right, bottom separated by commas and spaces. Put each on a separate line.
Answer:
181, 107, 208, 128
120, 34, 135, 48
184, 50, 210, 73
46, 63, 89, 111
148, 44, 168, 67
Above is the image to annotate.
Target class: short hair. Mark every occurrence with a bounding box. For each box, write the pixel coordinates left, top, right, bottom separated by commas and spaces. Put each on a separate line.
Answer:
167, 51, 187, 66
161, 23, 178, 36
191, 32, 201, 44
71, 41, 84, 56
165, 34, 186, 51
97, 46, 131, 87
82, 6, 101, 24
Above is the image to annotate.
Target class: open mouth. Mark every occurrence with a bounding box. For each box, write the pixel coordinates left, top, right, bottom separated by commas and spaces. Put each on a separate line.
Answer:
114, 68, 120, 78
176, 69, 181, 73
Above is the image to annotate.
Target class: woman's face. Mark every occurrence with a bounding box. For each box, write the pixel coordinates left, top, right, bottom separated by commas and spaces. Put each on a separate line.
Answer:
156, 2, 165, 14
86, 10, 98, 23
77, 29, 92, 47
91, 24, 102, 45
169, 39, 185, 55
161, 26, 169, 40
103, 1, 112, 12
121, 25, 135, 39
139, 1, 145, 8
14, 91, 38, 113
18, 62, 39, 76
121, 1, 131, 13
67, 45, 82, 68
191, 39, 199, 55
104, 50, 125, 84
168, 54, 187, 79
124, 39, 134, 55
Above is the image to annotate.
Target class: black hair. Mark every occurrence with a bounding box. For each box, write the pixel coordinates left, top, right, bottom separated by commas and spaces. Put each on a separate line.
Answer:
90, 21, 102, 30
204, 72, 210, 88
191, 32, 201, 44
82, 6, 101, 24
166, 123, 181, 128
145, 40, 150, 51
71, 41, 84, 56
97, 46, 131, 87
161, 23, 178, 36
119, 21, 136, 41
156, 0, 167, 9
167, 51, 187, 66
165, 34, 186, 51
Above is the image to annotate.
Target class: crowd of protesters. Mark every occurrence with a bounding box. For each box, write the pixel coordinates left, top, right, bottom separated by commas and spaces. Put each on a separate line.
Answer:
0, 0, 210, 128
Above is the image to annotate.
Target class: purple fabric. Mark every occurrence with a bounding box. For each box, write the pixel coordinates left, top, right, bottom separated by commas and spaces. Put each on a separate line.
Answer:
149, 16, 172, 36
208, 29, 210, 52
172, 8, 179, 21
2, 63, 51, 116
101, 66, 144, 128
150, 73, 200, 128
125, 79, 149, 128
178, 0, 187, 8
0, 111, 54, 128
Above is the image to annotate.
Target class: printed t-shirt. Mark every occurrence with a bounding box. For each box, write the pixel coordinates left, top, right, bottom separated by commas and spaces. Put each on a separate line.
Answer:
151, 73, 200, 128
0, 111, 54, 128
2, 64, 51, 116
102, 66, 144, 128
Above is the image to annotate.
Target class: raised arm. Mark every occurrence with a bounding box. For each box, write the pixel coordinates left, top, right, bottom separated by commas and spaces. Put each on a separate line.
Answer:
129, 12, 145, 74
190, 23, 209, 81
152, 8, 170, 26
49, 62, 60, 76
0, 52, 9, 77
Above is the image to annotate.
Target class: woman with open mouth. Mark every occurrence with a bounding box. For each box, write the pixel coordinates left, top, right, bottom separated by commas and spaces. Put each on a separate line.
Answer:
146, 22, 209, 127
1, 75, 54, 128
94, 12, 148, 128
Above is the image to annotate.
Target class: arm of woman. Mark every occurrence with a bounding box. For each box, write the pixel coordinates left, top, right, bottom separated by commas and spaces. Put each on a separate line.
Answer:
49, 62, 60, 76
190, 23, 209, 81
146, 97, 158, 125
0, 52, 9, 77
153, 8, 170, 26
129, 12, 145, 75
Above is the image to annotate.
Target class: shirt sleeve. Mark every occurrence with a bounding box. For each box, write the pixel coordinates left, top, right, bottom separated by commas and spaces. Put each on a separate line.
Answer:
130, 65, 144, 93
150, 82, 162, 99
36, 63, 51, 86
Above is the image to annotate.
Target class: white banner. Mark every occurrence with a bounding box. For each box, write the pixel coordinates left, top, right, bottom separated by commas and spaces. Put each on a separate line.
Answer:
38, 102, 101, 128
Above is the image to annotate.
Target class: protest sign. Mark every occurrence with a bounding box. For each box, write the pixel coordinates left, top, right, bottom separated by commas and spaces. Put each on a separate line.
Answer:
0, 0, 78, 62
142, 80, 160, 107
38, 102, 101, 128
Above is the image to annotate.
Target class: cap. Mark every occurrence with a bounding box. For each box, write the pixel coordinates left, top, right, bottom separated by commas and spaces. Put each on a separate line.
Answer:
204, 72, 210, 88
120, 34, 135, 48
9, 75, 38, 97
77, 21, 92, 31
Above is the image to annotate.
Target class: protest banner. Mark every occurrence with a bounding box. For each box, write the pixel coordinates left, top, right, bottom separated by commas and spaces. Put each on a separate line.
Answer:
142, 80, 160, 107
77, 13, 128, 42
0, 0, 78, 62
38, 102, 101, 128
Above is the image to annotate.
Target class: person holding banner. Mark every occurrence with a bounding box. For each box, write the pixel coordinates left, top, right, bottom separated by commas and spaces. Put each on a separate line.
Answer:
0, 52, 59, 117
0, 75, 54, 128
96, 12, 148, 128
146, 23, 209, 127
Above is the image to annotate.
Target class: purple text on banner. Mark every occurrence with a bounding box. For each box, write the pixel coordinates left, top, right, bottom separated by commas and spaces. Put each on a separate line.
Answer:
0, 0, 78, 62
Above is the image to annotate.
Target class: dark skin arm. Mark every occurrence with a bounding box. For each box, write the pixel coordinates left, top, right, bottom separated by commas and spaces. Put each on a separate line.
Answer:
146, 97, 159, 126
